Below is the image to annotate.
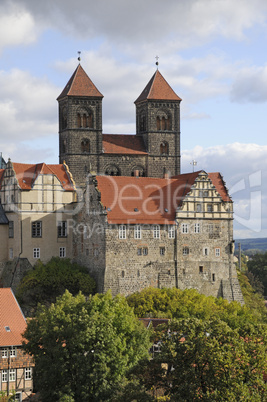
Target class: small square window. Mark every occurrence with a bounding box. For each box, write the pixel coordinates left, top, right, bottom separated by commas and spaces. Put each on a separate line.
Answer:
33, 248, 40, 259
59, 247, 66, 258
160, 247, 165, 256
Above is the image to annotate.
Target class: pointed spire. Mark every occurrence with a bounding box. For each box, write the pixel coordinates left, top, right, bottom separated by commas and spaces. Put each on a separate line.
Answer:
57, 64, 103, 100
135, 70, 181, 104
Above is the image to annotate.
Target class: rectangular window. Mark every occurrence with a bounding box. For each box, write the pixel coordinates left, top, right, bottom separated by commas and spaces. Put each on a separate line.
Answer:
153, 225, 160, 239
15, 393, 22, 402
183, 247, 189, 255
181, 223, 189, 234
207, 204, 213, 212
208, 224, 213, 233
212, 273, 216, 282
25, 367, 32, 380
9, 248, 13, 260
134, 225, 141, 239
10, 347, 16, 357
119, 225, 126, 239
194, 223, 200, 233
59, 247, 66, 258
168, 226, 175, 239
32, 221, 42, 237
2, 348, 8, 358
196, 203, 202, 212
8, 221, 14, 238
137, 248, 142, 256
2, 370, 7, 382
9, 369, 16, 382
58, 221, 67, 238
203, 248, 209, 256
160, 247, 165, 256
215, 248, 220, 257
33, 248, 40, 259
199, 266, 203, 273
143, 247, 148, 256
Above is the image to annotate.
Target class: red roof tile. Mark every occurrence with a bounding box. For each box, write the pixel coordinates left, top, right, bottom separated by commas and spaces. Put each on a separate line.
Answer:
0, 288, 27, 347
135, 70, 182, 103
96, 171, 232, 224
11, 162, 75, 191
102, 134, 147, 155
57, 64, 103, 100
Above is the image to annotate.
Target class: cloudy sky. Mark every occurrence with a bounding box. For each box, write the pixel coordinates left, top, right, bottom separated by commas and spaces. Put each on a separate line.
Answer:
1, 0, 267, 240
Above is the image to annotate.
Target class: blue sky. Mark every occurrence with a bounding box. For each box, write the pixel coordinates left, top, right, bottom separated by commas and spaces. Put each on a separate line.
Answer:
1, 0, 267, 239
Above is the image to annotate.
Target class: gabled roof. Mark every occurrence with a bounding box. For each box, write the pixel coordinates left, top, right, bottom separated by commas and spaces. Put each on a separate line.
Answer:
102, 134, 147, 155
95, 171, 232, 224
57, 64, 103, 100
10, 162, 75, 191
135, 70, 182, 104
0, 288, 27, 347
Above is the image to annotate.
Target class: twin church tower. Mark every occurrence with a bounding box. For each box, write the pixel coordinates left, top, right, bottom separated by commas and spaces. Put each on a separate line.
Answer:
57, 64, 182, 185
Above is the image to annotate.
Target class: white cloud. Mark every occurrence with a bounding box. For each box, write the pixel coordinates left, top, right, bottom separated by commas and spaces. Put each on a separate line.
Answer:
230, 65, 267, 103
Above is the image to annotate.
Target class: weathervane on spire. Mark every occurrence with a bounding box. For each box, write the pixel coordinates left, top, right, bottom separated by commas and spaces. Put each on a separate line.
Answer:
155, 55, 159, 69
78, 51, 81, 62
190, 160, 197, 172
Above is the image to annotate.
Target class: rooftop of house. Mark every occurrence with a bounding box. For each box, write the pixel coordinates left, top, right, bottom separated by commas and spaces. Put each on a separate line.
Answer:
0, 162, 75, 192
95, 170, 231, 224
0, 288, 27, 347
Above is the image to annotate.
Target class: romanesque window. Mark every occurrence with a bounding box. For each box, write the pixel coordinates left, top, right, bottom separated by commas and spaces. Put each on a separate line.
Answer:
160, 141, 169, 155
131, 166, 146, 177
81, 139, 90, 153
105, 165, 121, 176
156, 113, 171, 131
168, 225, 175, 238
153, 225, 160, 239
119, 225, 126, 239
183, 247, 189, 255
77, 110, 93, 128
134, 225, 141, 239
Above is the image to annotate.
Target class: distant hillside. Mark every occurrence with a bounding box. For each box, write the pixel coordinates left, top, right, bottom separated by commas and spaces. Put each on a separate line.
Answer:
234, 238, 267, 254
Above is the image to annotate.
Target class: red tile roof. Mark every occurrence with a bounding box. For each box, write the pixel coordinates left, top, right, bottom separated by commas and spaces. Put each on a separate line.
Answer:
135, 70, 182, 103
10, 162, 75, 191
102, 134, 147, 155
0, 288, 27, 347
96, 171, 232, 224
208, 172, 231, 202
57, 64, 103, 100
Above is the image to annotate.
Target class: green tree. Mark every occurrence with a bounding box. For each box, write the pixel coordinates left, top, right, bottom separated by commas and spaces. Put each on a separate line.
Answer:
129, 318, 267, 401
16, 257, 95, 315
247, 252, 267, 296
23, 290, 151, 402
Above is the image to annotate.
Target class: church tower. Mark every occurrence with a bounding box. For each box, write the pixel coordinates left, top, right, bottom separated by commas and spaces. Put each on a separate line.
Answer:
135, 70, 182, 177
57, 64, 103, 186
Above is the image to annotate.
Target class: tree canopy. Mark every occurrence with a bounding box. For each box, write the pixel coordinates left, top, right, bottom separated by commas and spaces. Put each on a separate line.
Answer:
23, 290, 151, 402
247, 252, 267, 296
16, 257, 95, 315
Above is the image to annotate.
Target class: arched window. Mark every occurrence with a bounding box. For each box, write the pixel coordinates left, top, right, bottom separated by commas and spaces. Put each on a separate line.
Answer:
105, 165, 121, 176
156, 116, 161, 130
83, 114, 87, 127
77, 113, 81, 127
77, 110, 93, 128
81, 139, 90, 153
160, 141, 169, 155
131, 166, 146, 177
156, 111, 171, 131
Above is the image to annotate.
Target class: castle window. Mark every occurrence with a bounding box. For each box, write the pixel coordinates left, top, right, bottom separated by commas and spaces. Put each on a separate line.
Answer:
81, 139, 90, 153
199, 266, 203, 273
160, 141, 169, 155
203, 247, 209, 256
58, 221, 67, 238
143, 247, 148, 255
134, 225, 141, 239
122, 270, 125, 278
32, 221, 42, 238
33, 248, 40, 259
194, 223, 200, 233
215, 248, 220, 257
105, 165, 121, 176
160, 247, 165, 256
212, 273, 216, 282
168, 225, 175, 238
183, 247, 189, 255
153, 225, 160, 239
137, 248, 142, 256
119, 225, 126, 239
77, 113, 81, 127
181, 223, 189, 234
59, 247, 66, 258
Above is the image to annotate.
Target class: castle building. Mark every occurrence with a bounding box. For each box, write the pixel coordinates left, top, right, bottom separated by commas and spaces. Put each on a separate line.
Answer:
0, 63, 243, 303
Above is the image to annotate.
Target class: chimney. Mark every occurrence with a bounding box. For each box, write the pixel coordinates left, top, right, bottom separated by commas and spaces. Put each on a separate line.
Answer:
163, 171, 170, 179
134, 170, 139, 177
